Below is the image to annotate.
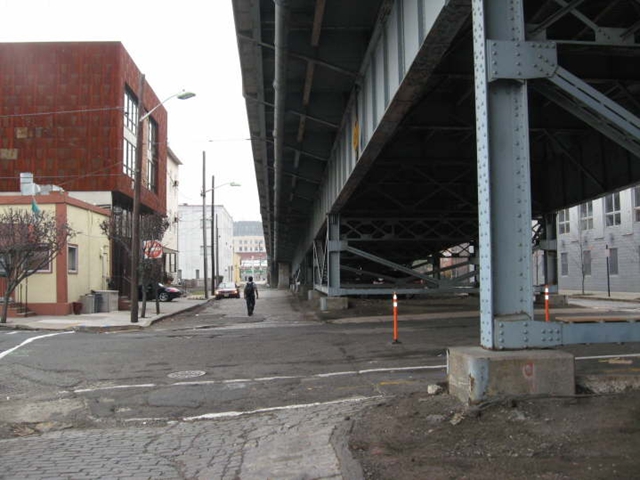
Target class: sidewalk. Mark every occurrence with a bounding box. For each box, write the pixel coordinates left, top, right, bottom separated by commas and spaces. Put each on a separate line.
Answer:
2, 289, 638, 332
561, 289, 640, 302
0, 298, 210, 332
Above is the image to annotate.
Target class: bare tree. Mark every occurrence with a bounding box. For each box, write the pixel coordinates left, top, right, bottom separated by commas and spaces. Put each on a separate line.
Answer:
101, 213, 169, 317
0, 208, 74, 323
571, 209, 596, 295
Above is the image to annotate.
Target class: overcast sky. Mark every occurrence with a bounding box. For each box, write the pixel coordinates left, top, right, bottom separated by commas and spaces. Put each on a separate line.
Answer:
0, 0, 261, 221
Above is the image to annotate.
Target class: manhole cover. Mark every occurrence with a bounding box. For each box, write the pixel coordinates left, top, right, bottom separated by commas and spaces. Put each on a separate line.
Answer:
168, 370, 206, 379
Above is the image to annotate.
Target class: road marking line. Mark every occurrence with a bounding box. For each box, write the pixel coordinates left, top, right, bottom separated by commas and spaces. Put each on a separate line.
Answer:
72, 365, 447, 393
71, 354, 640, 394
575, 353, 640, 360
183, 395, 382, 421
0, 331, 74, 361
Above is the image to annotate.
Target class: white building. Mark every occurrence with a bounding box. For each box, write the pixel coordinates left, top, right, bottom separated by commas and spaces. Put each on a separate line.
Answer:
178, 204, 234, 285
163, 147, 182, 282
557, 184, 640, 294
233, 221, 267, 282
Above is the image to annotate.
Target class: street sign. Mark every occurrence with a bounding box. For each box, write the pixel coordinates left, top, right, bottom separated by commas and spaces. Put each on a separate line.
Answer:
143, 240, 163, 259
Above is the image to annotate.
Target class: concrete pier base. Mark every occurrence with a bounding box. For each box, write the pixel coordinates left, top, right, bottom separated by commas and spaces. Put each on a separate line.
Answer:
308, 290, 321, 301
534, 294, 568, 307
448, 346, 575, 404
319, 297, 349, 311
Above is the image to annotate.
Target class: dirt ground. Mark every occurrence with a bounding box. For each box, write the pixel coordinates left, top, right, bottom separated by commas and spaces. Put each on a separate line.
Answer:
316, 295, 640, 479
349, 389, 640, 479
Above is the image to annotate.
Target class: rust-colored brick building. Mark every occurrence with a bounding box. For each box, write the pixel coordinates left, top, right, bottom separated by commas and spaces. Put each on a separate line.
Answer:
0, 42, 170, 294
0, 41, 168, 213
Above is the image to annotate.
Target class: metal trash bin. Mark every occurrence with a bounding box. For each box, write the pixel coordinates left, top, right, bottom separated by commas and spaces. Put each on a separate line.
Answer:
94, 293, 104, 313
81, 294, 95, 314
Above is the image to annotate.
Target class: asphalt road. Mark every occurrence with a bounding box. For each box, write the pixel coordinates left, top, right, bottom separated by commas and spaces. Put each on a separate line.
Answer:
0, 289, 458, 426
0, 289, 639, 478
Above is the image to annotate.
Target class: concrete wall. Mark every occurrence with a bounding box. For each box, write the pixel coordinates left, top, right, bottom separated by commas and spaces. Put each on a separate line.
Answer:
66, 204, 110, 303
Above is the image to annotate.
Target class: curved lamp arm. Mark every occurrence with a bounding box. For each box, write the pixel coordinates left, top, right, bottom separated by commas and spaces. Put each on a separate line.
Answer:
139, 90, 195, 122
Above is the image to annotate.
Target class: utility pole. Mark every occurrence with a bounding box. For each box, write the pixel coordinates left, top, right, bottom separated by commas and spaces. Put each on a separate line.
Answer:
201, 152, 209, 298
606, 244, 611, 298
130, 74, 145, 323
215, 214, 220, 285
211, 175, 216, 295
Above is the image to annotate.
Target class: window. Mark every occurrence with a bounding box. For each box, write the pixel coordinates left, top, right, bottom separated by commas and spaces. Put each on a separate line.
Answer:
635, 186, 640, 222
68, 245, 78, 273
558, 209, 570, 234
579, 202, 593, 230
146, 119, 158, 192
28, 248, 51, 273
560, 252, 569, 276
123, 138, 135, 179
609, 247, 619, 275
582, 249, 591, 276
605, 193, 621, 226
123, 88, 138, 134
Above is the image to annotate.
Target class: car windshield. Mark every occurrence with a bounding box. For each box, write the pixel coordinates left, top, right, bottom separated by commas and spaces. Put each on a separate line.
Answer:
220, 283, 236, 289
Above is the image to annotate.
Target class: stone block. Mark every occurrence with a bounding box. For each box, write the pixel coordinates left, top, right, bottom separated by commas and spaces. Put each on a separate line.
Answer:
448, 346, 575, 404
308, 290, 321, 301
319, 297, 349, 311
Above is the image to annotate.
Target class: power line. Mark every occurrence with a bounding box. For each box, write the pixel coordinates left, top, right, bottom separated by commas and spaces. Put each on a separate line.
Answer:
0, 106, 124, 119
0, 160, 124, 186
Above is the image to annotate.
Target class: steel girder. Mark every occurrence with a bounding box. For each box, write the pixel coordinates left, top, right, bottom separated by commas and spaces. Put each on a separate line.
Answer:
310, 215, 478, 296
474, 0, 640, 349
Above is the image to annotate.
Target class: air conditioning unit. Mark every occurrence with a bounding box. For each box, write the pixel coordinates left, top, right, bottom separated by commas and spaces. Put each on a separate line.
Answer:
173, 180, 179, 187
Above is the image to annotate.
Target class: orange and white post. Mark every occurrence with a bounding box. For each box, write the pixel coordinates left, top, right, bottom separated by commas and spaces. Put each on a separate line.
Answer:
544, 285, 550, 322
392, 292, 401, 344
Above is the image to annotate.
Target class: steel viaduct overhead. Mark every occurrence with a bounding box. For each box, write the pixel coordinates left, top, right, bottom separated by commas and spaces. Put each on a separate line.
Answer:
233, 0, 640, 351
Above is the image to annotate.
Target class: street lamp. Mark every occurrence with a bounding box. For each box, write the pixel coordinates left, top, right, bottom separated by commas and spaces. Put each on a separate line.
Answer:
130, 76, 195, 323
201, 173, 240, 297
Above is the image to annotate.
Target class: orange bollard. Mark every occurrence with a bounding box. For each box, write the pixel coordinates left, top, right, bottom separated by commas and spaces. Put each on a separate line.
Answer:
544, 285, 550, 322
392, 292, 401, 344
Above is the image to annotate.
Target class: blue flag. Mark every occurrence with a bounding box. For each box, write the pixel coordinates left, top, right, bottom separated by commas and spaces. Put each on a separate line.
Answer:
31, 197, 40, 214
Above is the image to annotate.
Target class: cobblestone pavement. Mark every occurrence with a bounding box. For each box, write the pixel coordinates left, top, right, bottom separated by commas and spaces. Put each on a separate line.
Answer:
0, 397, 375, 480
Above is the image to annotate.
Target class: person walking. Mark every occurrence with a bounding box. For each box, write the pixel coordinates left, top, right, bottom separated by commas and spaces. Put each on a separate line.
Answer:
244, 276, 259, 316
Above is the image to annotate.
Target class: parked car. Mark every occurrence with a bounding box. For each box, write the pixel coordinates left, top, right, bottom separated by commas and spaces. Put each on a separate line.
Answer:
215, 282, 240, 299
138, 283, 184, 302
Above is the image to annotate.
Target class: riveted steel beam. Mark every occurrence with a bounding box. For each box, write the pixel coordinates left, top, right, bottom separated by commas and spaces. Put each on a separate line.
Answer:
473, 0, 534, 348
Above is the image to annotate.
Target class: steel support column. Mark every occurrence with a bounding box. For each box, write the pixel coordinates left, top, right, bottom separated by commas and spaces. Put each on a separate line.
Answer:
473, 0, 533, 349
327, 214, 342, 296
543, 213, 558, 290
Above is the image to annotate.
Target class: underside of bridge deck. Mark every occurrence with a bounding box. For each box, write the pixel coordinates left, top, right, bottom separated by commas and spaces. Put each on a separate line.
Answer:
234, 0, 640, 348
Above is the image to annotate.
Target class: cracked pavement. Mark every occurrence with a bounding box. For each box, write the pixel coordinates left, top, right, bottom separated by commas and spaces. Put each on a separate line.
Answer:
0, 397, 374, 479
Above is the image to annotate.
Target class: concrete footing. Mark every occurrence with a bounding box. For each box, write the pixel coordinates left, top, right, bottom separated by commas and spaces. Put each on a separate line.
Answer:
448, 346, 575, 404
308, 290, 321, 301
534, 294, 568, 307
319, 297, 349, 311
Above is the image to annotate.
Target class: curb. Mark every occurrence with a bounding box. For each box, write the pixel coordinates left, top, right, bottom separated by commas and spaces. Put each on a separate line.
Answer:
0, 300, 212, 333
568, 294, 640, 304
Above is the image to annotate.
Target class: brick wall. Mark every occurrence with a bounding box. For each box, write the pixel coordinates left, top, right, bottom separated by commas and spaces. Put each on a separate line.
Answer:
0, 42, 167, 214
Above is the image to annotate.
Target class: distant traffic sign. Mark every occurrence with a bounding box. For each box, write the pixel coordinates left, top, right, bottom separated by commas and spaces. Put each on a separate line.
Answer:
143, 240, 163, 259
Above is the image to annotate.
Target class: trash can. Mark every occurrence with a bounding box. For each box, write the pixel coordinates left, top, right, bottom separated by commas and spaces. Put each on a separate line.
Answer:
81, 294, 95, 314
94, 293, 103, 313
72, 302, 82, 315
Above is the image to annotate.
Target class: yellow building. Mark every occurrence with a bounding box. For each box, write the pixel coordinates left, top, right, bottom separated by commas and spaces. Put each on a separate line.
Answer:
0, 193, 111, 315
